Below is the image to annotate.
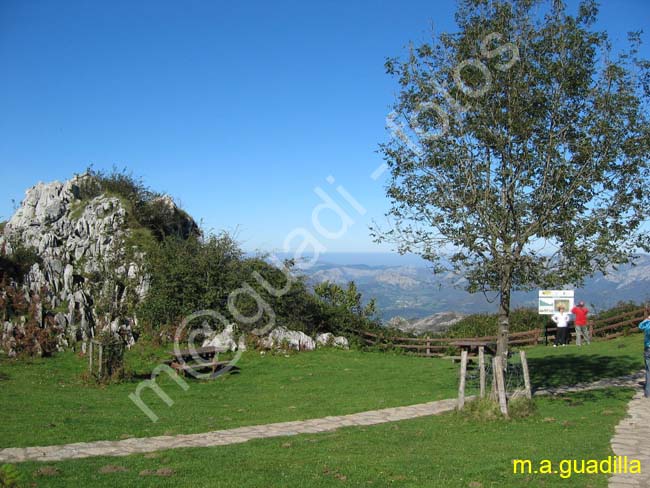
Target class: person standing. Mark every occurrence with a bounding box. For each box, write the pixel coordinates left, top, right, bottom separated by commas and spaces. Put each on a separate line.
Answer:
571, 301, 590, 345
638, 316, 650, 398
552, 305, 571, 347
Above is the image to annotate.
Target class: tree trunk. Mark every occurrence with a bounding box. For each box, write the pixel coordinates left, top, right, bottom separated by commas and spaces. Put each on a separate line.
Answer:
496, 271, 511, 363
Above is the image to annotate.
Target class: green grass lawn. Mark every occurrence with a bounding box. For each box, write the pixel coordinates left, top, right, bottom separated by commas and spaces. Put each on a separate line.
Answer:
0, 334, 644, 450
11, 388, 635, 487
0, 347, 460, 448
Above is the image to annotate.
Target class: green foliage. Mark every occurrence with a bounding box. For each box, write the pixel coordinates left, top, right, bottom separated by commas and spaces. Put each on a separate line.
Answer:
0, 464, 21, 488
0, 221, 6, 234
313, 281, 380, 335
458, 396, 536, 421
137, 233, 380, 340
593, 301, 641, 321
445, 307, 548, 338
0, 240, 41, 285
92, 332, 126, 382
77, 167, 199, 240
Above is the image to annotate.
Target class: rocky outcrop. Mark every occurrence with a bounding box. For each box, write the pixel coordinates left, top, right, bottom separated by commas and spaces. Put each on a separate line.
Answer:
315, 332, 349, 349
0, 173, 195, 353
260, 326, 316, 351
202, 323, 247, 352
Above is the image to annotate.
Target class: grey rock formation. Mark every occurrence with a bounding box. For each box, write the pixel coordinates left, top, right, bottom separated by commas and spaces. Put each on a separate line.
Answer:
202, 323, 246, 352
0, 173, 196, 354
315, 332, 349, 349
260, 326, 316, 351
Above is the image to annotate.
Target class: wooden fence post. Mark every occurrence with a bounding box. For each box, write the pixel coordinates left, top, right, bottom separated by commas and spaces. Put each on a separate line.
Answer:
520, 350, 532, 399
426, 339, 431, 357
457, 350, 468, 410
493, 356, 509, 418
88, 340, 93, 374
98, 343, 103, 377
478, 346, 486, 398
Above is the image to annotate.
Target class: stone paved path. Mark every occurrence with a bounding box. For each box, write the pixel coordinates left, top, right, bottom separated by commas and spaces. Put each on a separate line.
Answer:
534, 371, 644, 396
0, 371, 645, 465
0, 399, 459, 463
608, 392, 650, 488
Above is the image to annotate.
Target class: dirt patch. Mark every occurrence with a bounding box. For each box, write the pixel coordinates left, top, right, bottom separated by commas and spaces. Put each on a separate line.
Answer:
34, 466, 60, 477
139, 467, 176, 477
99, 465, 128, 474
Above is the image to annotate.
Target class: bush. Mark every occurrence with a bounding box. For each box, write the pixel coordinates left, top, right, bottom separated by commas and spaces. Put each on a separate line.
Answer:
444, 307, 549, 338
0, 240, 41, 285
0, 464, 21, 488
77, 167, 198, 240
95, 332, 126, 381
458, 397, 536, 421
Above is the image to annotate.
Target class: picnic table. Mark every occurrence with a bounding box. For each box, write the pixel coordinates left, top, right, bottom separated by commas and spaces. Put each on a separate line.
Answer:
165, 346, 239, 378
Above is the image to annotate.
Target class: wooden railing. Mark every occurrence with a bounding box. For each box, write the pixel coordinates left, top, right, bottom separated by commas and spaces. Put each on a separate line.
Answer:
363, 306, 648, 357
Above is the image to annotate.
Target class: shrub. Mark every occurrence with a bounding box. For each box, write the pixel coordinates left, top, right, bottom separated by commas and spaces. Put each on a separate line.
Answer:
78, 167, 199, 240
444, 307, 549, 338
0, 464, 22, 488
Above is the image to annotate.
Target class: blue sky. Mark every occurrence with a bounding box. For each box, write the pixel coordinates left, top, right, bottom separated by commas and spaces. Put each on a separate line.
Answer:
1, 0, 649, 254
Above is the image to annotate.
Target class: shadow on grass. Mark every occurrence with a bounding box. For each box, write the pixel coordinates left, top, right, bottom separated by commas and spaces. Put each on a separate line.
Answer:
527, 354, 642, 390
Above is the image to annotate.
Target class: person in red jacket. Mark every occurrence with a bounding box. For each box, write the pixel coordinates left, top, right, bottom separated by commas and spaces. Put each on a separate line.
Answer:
571, 301, 590, 345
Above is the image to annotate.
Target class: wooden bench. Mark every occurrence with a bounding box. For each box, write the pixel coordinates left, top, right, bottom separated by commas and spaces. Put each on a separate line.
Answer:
166, 346, 239, 378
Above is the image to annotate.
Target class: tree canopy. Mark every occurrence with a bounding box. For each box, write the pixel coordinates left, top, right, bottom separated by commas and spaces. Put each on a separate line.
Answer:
373, 0, 650, 357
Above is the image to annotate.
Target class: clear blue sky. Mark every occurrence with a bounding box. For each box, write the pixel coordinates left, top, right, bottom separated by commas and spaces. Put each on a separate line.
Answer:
1, 0, 649, 253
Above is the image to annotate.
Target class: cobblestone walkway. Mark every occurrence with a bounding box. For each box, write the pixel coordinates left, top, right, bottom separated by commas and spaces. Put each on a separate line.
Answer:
608, 392, 650, 488
0, 371, 645, 465
0, 399, 459, 463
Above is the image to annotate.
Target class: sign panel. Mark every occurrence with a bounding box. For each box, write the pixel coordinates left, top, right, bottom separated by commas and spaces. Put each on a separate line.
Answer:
538, 290, 574, 315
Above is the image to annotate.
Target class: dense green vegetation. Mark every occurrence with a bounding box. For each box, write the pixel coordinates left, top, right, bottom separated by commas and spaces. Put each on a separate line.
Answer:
439, 301, 645, 339
443, 308, 549, 338
77, 167, 198, 241
79, 169, 382, 340
11, 387, 634, 487
0, 334, 644, 449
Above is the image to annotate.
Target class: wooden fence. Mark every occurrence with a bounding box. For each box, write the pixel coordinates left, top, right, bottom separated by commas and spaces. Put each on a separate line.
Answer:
362, 306, 648, 357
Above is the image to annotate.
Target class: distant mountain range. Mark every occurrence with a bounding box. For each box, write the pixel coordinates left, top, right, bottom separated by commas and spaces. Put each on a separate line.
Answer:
299, 253, 650, 322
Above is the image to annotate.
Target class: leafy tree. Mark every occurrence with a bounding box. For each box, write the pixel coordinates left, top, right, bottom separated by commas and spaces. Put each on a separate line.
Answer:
374, 0, 650, 358
314, 281, 379, 334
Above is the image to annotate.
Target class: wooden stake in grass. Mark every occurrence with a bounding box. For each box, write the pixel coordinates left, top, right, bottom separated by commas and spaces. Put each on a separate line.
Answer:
457, 349, 468, 410
493, 356, 509, 418
520, 350, 532, 399
478, 346, 486, 398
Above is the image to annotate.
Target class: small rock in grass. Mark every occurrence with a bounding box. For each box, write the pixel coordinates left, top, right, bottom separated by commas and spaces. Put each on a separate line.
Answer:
468, 482, 483, 488
99, 465, 128, 474
542, 417, 556, 422
281, 442, 292, 448
35, 466, 59, 476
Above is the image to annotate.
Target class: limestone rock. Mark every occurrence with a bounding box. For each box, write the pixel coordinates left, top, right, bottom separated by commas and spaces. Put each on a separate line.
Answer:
315, 332, 349, 349
260, 326, 316, 351
202, 323, 243, 352
1, 173, 197, 353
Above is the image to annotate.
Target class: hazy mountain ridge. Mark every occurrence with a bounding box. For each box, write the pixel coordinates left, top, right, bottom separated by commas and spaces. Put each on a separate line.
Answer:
302, 255, 650, 322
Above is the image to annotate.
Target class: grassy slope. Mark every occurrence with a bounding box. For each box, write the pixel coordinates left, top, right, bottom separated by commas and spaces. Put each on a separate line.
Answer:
13, 388, 634, 488
0, 334, 644, 449
0, 347, 458, 448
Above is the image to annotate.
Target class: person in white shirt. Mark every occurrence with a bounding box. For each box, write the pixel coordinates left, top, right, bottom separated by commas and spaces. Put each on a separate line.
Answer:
552, 305, 571, 347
